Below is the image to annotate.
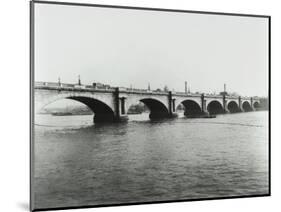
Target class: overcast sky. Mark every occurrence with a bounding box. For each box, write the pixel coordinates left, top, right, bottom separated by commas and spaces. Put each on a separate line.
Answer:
34, 3, 269, 97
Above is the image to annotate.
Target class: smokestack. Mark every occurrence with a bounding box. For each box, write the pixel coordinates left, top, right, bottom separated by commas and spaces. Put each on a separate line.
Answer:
224, 83, 226, 92
185, 81, 187, 94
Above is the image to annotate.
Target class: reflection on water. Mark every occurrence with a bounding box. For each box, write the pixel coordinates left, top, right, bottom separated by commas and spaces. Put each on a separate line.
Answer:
33, 112, 269, 209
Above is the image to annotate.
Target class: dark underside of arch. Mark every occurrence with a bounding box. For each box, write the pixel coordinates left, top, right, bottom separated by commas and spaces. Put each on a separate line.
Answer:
207, 101, 224, 115
140, 98, 170, 119
227, 101, 240, 113
242, 101, 253, 112
253, 102, 260, 109
67, 96, 115, 123
181, 100, 202, 116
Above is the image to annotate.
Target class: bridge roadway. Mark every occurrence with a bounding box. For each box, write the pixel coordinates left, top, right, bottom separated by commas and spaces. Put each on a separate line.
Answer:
34, 82, 261, 123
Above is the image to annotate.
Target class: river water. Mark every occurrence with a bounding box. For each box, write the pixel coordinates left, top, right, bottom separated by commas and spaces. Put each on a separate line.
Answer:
33, 111, 269, 209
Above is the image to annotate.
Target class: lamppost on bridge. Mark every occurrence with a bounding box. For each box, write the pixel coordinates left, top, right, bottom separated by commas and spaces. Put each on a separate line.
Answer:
58, 77, 61, 87
148, 83, 150, 91
78, 75, 81, 85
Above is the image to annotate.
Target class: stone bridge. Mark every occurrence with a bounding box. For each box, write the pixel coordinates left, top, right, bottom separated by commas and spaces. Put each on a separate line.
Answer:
34, 82, 261, 123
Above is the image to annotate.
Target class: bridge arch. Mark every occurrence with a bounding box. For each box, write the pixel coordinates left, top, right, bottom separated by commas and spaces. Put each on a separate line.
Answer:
67, 96, 115, 122
227, 101, 240, 113
207, 100, 224, 115
139, 98, 170, 119
125, 94, 171, 120
242, 101, 253, 112
36, 92, 116, 123
253, 101, 260, 110
178, 100, 202, 116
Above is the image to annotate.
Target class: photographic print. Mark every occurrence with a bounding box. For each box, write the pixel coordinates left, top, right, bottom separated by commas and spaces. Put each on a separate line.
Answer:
30, 1, 270, 211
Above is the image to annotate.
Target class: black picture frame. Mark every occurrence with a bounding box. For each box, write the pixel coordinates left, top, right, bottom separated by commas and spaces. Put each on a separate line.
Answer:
30, 1, 271, 211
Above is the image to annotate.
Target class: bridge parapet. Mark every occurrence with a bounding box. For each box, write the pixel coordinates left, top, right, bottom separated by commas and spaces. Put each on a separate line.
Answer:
225, 95, 239, 99
35, 82, 172, 95
174, 92, 201, 97
35, 82, 116, 93
205, 95, 224, 99
34, 82, 261, 101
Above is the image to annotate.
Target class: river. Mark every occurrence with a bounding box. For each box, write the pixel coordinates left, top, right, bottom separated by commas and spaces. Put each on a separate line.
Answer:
33, 111, 269, 209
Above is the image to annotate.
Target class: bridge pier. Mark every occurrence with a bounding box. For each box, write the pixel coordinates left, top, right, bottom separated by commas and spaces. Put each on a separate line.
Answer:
93, 114, 115, 123
200, 94, 209, 116
237, 96, 243, 112
113, 87, 129, 122
149, 112, 172, 119
223, 95, 226, 113
238, 96, 241, 110
222, 94, 230, 114
250, 97, 255, 111
93, 114, 128, 123
168, 92, 178, 118
93, 87, 129, 123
